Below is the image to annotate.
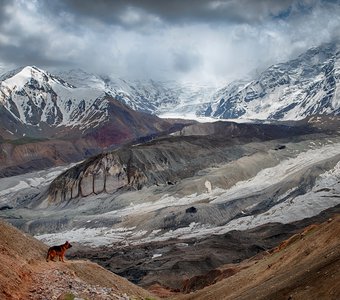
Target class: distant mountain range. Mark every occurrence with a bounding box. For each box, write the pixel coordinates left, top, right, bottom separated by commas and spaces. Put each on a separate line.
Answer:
54, 68, 217, 118
1, 42, 339, 131
0, 66, 169, 139
55, 41, 340, 121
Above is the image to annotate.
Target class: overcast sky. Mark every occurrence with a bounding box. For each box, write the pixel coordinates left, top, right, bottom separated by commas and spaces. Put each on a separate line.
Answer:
0, 0, 339, 84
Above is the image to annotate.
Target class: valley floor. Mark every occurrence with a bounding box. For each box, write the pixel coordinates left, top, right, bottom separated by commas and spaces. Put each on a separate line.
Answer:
0, 124, 339, 297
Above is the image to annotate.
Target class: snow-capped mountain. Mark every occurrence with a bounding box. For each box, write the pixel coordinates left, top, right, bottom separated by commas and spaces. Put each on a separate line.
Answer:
0, 66, 171, 144
1, 41, 339, 135
0, 66, 109, 131
56, 69, 217, 117
0, 66, 175, 176
202, 42, 340, 120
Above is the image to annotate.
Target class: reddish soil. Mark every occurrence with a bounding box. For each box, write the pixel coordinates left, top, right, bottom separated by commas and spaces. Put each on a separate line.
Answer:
0, 220, 155, 300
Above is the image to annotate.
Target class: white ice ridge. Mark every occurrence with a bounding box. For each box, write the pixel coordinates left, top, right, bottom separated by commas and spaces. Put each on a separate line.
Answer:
211, 142, 340, 204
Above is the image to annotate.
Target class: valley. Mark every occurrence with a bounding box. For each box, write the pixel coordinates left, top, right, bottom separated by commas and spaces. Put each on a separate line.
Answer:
1, 116, 339, 294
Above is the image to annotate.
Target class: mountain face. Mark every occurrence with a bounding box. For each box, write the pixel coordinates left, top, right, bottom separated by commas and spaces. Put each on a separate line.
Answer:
0, 66, 174, 176
56, 42, 340, 121
0, 66, 151, 137
0, 66, 105, 131
202, 42, 340, 120
56, 69, 217, 118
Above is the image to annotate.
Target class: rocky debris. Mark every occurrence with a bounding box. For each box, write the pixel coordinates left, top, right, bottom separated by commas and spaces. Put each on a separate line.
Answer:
26, 263, 145, 300
185, 207, 197, 214
274, 144, 286, 150
28, 267, 116, 300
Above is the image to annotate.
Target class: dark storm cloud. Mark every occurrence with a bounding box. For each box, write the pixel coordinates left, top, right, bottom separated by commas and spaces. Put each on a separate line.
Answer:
0, 39, 71, 68
0, 0, 75, 70
0, 0, 13, 25
43, 0, 297, 28
0, 0, 339, 83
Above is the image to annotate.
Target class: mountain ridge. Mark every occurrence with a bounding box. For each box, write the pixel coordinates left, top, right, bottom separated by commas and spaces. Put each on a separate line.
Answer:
203, 42, 340, 120
1, 41, 339, 124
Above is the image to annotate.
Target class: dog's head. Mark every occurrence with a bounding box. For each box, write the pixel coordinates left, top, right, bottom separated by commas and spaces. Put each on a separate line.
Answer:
64, 241, 72, 249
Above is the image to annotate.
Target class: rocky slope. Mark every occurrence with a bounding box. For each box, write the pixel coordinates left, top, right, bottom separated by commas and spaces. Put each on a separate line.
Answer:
0, 219, 154, 300
201, 42, 340, 120
177, 213, 340, 300
1, 199, 338, 300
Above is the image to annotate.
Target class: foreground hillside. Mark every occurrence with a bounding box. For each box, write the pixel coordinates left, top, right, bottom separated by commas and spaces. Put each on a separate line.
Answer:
1, 213, 339, 300
0, 220, 154, 300
175, 214, 340, 300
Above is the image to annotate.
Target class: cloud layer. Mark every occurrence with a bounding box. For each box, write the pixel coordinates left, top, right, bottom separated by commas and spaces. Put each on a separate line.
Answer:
0, 0, 339, 83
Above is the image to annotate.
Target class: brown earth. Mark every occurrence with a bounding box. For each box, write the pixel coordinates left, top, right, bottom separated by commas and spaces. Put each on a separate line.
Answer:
0, 219, 156, 300
172, 214, 340, 300
1, 214, 339, 300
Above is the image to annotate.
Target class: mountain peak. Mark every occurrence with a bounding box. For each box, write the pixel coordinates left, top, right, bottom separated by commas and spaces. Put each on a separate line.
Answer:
5, 66, 45, 88
0, 65, 106, 128
0, 65, 73, 91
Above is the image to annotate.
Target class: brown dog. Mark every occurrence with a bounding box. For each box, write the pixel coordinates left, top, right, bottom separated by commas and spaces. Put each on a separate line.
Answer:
46, 241, 72, 262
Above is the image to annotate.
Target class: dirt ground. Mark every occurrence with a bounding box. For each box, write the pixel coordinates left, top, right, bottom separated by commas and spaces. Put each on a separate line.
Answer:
1, 214, 339, 300
0, 220, 155, 300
